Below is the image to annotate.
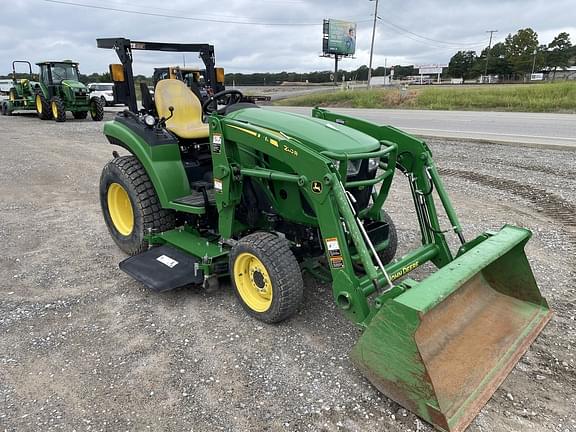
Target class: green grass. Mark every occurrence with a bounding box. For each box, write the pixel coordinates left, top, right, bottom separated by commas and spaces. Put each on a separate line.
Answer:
275, 82, 576, 112
275, 88, 416, 109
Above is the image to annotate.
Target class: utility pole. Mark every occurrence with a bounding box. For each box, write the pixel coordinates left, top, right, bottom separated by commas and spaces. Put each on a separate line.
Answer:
484, 30, 498, 83
367, 0, 379, 88
531, 49, 538, 75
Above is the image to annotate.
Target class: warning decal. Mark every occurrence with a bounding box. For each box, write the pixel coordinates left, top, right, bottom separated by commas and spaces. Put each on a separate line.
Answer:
156, 254, 179, 268
212, 134, 222, 153
325, 237, 344, 268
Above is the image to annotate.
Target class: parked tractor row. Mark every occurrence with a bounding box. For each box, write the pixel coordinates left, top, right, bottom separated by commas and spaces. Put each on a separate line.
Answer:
0, 60, 103, 121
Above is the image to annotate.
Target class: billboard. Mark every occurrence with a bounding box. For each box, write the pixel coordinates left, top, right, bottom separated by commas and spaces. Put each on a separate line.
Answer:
415, 64, 448, 74
323, 19, 356, 56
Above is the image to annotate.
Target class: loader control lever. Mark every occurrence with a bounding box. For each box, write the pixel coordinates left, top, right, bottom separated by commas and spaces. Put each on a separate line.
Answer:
156, 106, 174, 130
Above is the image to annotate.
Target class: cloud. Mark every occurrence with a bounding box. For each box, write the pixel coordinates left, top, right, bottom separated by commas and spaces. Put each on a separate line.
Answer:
1, 0, 575, 76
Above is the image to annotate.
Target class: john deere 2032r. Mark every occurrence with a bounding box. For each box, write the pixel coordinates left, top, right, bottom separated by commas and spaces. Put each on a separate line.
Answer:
97, 38, 551, 432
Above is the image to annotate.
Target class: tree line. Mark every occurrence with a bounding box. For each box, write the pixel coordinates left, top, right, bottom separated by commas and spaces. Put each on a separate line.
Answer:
448, 29, 574, 80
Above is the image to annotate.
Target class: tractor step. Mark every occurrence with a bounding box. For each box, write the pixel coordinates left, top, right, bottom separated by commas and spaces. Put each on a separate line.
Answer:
119, 245, 204, 292
174, 189, 216, 207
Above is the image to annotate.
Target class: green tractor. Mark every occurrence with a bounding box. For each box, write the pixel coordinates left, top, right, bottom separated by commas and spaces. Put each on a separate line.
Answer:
34, 60, 104, 122
1, 61, 39, 116
97, 38, 552, 432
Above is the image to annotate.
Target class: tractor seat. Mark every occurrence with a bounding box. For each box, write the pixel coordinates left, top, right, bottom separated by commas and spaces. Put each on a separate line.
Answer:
154, 79, 209, 140
19, 79, 29, 87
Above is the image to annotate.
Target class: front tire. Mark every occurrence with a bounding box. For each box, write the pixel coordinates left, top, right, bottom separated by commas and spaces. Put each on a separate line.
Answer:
90, 97, 104, 121
100, 155, 175, 255
50, 96, 66, 122
230, 232, 303, 323
35, 92, 51, 120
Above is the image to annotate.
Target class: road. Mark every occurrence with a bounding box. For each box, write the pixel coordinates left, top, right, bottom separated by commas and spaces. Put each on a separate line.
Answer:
267, 107, 576, 149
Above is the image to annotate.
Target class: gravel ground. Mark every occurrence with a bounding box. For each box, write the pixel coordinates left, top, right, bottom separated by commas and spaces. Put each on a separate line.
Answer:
0, 110, 575, 432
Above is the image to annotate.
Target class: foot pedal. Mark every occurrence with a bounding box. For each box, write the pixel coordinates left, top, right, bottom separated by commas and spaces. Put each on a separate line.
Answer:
119, 245, 204, 292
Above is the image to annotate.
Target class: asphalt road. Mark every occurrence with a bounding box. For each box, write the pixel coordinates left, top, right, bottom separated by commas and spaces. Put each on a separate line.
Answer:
268, 107, 576, 149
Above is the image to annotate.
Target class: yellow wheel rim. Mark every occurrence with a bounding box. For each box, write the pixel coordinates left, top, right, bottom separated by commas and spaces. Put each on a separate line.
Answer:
233, 252, 273, 312
107, 183, 134, 236
36, 95, 42, 113
51, 101, 59, 118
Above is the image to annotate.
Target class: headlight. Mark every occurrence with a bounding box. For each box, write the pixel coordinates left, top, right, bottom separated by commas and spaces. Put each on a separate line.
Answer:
346, 160, 362, 176
144, 115, 156, 127
368, 157, 379, 171
332, 159, 364, 176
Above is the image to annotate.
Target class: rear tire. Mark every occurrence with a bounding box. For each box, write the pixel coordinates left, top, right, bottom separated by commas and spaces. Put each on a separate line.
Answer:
50, 96, 66, 122
100, 96, 108, 107
230, 232, 303, 323
100, 155, 175, 255
35, 92, 52, 120
90, 97, 104, 121
72, 111, 88, 119
1, 102, 6, 116
378, 211, 398, 265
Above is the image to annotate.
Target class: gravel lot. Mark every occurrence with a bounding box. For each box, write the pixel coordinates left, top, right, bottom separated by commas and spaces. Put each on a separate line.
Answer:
0, 110, 575, 432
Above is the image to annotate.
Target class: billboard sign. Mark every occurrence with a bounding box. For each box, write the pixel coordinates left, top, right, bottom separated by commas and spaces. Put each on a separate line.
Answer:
323, 19, 356, 56
416, 64, 448, 74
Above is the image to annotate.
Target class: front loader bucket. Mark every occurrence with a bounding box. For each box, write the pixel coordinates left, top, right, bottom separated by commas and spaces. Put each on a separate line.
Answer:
351, 225, 552, 432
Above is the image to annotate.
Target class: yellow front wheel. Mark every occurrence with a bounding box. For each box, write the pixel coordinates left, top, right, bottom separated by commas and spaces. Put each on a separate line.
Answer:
50, 96, 66, 122
234, 252, 273, 312
230, 232, 303, 323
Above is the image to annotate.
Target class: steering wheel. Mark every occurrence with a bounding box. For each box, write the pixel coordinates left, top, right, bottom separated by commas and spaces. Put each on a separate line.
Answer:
202, 89, 244, 115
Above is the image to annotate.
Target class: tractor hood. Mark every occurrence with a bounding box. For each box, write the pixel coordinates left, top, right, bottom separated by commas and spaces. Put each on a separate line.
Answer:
226, 108, 380, 154
61, 80, 87, 90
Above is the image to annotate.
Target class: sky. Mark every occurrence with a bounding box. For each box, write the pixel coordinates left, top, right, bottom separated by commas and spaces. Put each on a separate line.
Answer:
1, 0, 575, 76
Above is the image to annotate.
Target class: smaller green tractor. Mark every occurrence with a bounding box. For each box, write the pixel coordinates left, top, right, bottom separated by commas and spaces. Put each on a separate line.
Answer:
1, 61, 37, 116
1, 60, 104, 122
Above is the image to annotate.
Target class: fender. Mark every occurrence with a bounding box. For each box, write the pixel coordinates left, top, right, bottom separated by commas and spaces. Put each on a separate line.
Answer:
36, 82, 50, 98
103, 119, 191, 207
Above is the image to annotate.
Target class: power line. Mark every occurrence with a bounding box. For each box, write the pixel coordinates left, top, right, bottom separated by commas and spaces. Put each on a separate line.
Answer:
376, 16, 486, 47
40, 0, 349, 26
86, 0, 321, 22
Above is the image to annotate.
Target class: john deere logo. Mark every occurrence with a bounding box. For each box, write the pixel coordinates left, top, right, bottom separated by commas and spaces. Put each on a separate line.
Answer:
311, 181, 323, 193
